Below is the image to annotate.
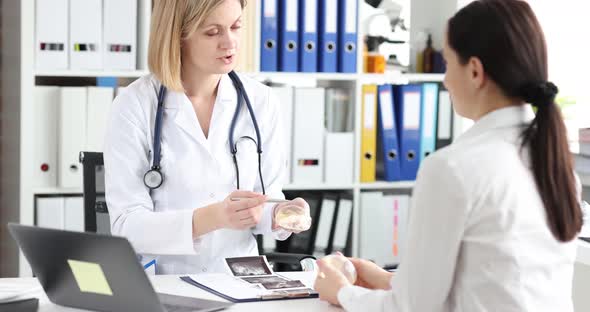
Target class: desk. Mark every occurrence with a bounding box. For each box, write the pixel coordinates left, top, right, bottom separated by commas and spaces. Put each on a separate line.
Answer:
578, 239, 590, 266
0, 272, 342, 312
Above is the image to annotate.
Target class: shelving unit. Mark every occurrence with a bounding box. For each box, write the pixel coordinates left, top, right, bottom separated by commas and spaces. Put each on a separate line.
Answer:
2, 0, 464, 277
35, 70, 150, 78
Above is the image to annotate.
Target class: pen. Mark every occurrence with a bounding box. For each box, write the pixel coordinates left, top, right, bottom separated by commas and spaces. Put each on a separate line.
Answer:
230, 197, 290, 203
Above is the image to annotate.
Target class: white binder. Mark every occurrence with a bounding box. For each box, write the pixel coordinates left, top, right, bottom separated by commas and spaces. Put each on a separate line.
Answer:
324, 132, 354, 184
86, 87, 114, 152
103, 0, 137, 70
35, 0, 69, 70
59, 87, 87, 188
271, 86, 294, 184
332, 197, 352, 252
313, 197, 337, 257
137, 0, 152, 70
33, 87, 59, 188
359, 192, 384, 264
292, 88, 325, 184
69, 0, 103, 69
36, 197, 65, 230
360, 192, 410, 267
64, 196, 85, 232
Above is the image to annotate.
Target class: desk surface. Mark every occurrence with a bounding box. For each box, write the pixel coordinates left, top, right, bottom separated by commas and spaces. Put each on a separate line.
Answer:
0, 272, 343, 312
578, 239, 590, 266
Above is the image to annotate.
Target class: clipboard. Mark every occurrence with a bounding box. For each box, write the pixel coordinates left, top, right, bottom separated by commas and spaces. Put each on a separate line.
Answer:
179, 276, 318, 302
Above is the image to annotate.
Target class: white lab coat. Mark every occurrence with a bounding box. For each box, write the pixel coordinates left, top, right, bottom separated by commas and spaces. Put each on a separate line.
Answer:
338, 105, 579, 311
104, 73, 290, 274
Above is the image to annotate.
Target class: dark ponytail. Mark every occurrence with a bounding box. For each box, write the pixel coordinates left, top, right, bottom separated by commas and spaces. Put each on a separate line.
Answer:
448, 0, 582, 242
520, 82, 582, 242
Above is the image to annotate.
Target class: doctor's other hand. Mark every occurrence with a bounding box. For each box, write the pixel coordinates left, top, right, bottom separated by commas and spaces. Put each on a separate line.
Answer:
348, 257, 394, 290
272, 197, 311, 233
217, 191, 266, 230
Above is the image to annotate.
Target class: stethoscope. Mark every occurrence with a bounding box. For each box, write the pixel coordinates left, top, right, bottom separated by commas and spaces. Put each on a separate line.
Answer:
143, 71, 266, 194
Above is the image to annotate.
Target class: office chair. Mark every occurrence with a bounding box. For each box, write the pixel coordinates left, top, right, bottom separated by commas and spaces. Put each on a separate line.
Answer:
79, 151, 315, 271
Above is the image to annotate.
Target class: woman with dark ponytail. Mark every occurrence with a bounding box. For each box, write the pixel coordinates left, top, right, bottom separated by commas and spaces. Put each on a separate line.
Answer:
314, 0, 583, 310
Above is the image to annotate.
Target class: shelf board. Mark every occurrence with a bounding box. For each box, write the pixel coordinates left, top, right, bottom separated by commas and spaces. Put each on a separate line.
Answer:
358, 72, 445, 84
245, 72, 358, 81
283, 184, 355, 191
32, 187, 83, 195
35, 70, 149, 78
402, 73, 445, 82
358, 181, 415, 189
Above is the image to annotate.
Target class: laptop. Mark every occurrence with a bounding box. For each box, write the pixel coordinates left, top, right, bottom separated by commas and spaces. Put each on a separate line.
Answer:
8, 223, 232, 312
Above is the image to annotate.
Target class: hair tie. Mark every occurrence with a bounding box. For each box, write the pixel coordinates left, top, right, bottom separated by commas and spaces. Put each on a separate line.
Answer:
520, 81, 558, 107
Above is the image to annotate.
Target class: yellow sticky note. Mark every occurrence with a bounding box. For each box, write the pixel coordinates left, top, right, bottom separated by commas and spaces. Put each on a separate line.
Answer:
67, 259, 113, 296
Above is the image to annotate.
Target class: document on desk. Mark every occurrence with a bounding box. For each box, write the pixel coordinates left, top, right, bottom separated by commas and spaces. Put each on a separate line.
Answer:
180, 256, 318, 302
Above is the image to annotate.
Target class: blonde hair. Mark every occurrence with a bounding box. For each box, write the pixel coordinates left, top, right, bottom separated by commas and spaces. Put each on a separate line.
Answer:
148, 0, 246, 91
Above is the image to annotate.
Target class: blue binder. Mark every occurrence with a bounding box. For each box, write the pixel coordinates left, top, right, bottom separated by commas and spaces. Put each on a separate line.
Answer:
337, 0, 357, 73
279, 0, 299, 72
419, 83, 439, 162
260, 0, 279, 71
298, 0, 318, 72
318, 0, 338, 72
377, 84, 402, 181
393, 84, 423, 181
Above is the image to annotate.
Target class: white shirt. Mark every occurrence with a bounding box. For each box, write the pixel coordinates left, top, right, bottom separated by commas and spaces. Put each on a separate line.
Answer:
338, 105, 579, 311
104, 73, 290, 274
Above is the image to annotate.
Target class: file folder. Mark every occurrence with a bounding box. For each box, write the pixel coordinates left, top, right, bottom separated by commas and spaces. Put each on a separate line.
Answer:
36, 197, 65, 230
137, 0, 152, 70
279, 0, 299, 71
292, 88, 325, 184
419, 83, 439, 162
325, 88, 354, 132
383, 194, 410, 266
70, 0, 103, 70
86, 87, 114, 152
35, 0, 69, 70
314, 196, 337, 256
324, 132, 354, 184
359, 192, 383, 264
64, 196, 84, 232
393, 84, 422, 180
337, 0, 357, 73
332, 196, 352, 252
33, 87, 59, 188
271, 86, 294, 184
298, 0, 318, 72
318, 0, 338, 72
180, 274, 318, 302
103, 0, 137, 70
376, 84, 401, 181
59, 87, 87, 188
435, 89, 453, 149
360, 85, 378, 183
260, 0, 279, 71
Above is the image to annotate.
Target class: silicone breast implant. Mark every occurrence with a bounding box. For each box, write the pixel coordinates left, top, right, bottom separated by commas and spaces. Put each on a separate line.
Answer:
321, 254, 357, 284
275, 205, 311, 232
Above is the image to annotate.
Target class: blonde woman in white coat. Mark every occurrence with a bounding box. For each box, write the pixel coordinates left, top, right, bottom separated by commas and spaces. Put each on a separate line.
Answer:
314, 0, 583, 311
104, 0, 311, 274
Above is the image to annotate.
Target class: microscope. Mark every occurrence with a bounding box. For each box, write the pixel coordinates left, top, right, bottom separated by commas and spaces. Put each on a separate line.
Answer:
363, 0, 409, 72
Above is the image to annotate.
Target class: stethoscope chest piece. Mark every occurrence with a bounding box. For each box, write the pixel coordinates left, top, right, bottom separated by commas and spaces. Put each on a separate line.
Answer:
144, 168, 164, 190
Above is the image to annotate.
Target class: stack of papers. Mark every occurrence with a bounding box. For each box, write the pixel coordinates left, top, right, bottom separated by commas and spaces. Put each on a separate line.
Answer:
0, 281, 41, 304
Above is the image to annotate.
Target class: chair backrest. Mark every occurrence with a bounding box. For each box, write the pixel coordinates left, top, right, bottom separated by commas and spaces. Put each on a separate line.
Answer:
79, 151, 110, 234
